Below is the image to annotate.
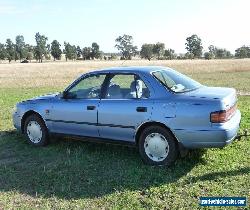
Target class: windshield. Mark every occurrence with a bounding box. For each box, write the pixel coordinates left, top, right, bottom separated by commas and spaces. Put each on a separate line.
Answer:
152, 69, 201, 93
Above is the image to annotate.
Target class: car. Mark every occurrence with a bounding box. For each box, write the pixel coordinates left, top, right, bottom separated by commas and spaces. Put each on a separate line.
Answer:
13, 66, 241, 166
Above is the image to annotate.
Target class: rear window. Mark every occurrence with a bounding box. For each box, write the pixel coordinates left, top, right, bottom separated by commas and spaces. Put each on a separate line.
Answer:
152, 69, 201, 93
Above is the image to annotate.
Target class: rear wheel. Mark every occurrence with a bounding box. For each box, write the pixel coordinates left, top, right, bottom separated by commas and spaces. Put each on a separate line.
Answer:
24, 114, 49, 146
138, 126, 178, 166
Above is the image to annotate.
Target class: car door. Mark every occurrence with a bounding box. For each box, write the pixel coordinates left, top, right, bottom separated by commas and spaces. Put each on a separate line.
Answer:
98, 73, 153, 142
48, 74, 107, 137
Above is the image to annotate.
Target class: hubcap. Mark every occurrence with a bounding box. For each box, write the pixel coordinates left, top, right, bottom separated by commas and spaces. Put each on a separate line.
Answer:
144, 133, 169, 162
26, 121, 42, 143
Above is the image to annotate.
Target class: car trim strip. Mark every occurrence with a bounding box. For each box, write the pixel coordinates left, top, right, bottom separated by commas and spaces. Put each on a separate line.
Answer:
46, 119, 96, 126
45, 119, 135, 129
99, 123, 134, 129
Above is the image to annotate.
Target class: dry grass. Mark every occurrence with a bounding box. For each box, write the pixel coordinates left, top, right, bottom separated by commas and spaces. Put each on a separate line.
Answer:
0, 59, 250, 92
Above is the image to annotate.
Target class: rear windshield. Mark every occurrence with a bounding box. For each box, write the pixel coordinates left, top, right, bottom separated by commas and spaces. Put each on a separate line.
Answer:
152, 69, 201, 93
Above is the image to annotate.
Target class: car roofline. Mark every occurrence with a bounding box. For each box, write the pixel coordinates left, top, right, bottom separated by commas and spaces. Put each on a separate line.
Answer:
82, 66, 173, 75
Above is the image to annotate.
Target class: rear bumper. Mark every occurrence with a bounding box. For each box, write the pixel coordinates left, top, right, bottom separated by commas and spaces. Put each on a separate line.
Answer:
175, 110, 241, 149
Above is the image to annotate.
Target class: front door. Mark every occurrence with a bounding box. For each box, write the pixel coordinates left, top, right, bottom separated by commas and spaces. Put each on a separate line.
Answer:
98, 73, 153, 142
49, 74, 106, 137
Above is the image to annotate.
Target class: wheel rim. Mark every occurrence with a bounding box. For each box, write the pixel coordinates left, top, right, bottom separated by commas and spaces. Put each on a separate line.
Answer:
144, 133, 169, 162
26, 121, 42, 143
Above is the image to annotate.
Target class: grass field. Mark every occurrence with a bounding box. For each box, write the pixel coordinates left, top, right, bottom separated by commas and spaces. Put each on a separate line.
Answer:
0, 59, 249, 209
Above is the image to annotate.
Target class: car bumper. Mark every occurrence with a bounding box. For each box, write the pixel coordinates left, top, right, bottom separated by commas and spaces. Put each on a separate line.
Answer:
175, 110, 241, 149
13, 112, 22, 131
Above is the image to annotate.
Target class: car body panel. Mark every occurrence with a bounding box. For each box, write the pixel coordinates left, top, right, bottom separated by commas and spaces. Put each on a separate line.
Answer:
13, 66, 241, 149
46, 98, 100, 137
98, 98, 153, 141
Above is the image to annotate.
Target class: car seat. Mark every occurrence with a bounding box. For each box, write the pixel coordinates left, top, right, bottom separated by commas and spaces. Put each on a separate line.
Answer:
126, 80, 143, 98
107, 84, 123, 99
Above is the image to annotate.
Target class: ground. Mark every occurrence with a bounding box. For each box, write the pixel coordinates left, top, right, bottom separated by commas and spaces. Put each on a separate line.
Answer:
0, 59, 249, 209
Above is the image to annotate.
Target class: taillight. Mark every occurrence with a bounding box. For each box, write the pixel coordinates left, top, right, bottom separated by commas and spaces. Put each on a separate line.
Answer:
210, 104, 237, 123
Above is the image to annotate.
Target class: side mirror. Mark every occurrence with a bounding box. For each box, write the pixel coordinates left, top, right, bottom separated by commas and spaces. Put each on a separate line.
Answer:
62, 91, 68, 99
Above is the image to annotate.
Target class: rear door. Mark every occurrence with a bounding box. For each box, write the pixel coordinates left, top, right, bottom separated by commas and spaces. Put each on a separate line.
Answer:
98, 73, 153, 142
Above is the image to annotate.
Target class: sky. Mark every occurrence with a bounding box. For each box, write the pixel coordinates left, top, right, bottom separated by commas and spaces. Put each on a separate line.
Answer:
0, 0, 249, 53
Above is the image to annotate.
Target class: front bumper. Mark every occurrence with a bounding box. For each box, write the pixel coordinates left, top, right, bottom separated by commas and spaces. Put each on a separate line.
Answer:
12, 112, 22, 131
175, 110, 241, 149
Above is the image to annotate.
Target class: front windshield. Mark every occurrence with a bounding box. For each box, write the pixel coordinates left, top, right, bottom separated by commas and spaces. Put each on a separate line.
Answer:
152, 69, 201, 93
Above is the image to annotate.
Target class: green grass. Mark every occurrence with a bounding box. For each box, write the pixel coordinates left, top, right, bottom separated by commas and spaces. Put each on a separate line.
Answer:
0, 87, 250, 209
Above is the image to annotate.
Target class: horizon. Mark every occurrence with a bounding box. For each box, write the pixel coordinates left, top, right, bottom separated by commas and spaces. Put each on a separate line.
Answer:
0, 0, 249, 54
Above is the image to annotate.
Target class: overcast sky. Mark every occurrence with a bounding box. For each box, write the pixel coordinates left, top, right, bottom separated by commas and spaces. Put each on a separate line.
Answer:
0, 0, 249, 53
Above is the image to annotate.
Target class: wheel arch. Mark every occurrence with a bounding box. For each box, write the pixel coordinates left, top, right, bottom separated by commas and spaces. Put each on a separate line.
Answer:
21, 110, 47, 133
135, 121, 179, 146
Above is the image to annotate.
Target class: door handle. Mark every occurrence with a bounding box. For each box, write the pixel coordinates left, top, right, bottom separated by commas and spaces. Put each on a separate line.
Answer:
87, 105, 96, 110
136, 107, 147, 112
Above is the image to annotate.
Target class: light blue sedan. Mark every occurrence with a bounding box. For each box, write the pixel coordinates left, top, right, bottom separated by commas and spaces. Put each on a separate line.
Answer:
13, 66, 241, 166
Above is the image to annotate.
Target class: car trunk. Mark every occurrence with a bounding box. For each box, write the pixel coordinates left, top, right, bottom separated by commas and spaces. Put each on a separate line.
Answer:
186, 86, 237, 110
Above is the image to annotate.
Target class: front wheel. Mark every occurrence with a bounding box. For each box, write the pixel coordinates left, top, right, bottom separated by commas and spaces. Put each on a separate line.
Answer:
24, 114, 49, 146
138, 126, 178, 166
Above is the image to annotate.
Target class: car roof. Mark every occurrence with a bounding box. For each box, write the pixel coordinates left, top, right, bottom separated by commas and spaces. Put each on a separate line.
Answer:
86, 66, 172, 75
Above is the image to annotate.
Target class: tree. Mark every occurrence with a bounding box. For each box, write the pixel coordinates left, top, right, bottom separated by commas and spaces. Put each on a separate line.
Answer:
164, 48, 176, 60
185, 34, 203, 58
64, 42, 77, 61
25, 44, 34, 62
115, 34, 137, 60
235, 46, 250, 58
208, 45, 216, 58
5, 39, 15, 63
34, 32, 48, 62
215, 48, 227, 59
76, 46, 82, 59
45, 44, 51, 60
0, 43, 6, 60
185, 52, 194, 59
204, 52, 213, 60
82, 47, 92, 60
208, 45, 231, 59
15, 35, 27, 62
140, 44, 154, 61
51, 40, 62, 61
153, 42, 165, 59
91, 42, 101, 59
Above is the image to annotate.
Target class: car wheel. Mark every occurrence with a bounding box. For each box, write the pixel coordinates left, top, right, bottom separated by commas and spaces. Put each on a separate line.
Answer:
24, 114, 49, 146
138, 126, 178, 166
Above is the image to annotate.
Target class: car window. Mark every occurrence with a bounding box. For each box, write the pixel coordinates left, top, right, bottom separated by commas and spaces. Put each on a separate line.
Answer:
153, 69, 201, 93
67, 74, 106, 99
106, 74, 149, 99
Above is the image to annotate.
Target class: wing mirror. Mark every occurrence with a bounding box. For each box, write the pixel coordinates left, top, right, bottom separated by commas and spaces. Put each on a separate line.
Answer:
61, 91, 68, 99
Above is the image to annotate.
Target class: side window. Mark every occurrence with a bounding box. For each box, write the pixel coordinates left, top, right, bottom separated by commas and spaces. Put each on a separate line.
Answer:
106, 74, 150, 99
67, 74, 106, 99
153, 71, 175, 88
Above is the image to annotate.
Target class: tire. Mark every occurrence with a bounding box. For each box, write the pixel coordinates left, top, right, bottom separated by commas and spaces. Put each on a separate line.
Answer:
138, 126, 178, 166
24, 114, 49, 146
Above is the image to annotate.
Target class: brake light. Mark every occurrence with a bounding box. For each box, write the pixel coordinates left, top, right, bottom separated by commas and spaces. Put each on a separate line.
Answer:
210, 104, 237, 123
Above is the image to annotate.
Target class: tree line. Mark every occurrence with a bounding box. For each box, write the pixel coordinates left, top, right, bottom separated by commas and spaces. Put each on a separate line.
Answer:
0, 33, 102, 63
0, 33, 249, 63
140, 34, 249, 60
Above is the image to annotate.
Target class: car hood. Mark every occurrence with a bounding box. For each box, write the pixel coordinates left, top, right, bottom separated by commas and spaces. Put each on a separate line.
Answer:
184, 86, 237, 109
22, 92, 59, 103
